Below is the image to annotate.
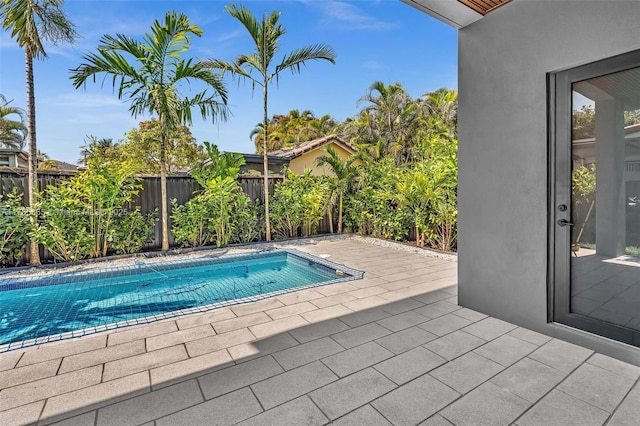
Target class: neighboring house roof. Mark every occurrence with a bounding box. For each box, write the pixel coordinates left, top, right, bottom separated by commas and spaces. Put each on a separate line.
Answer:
268, 135, 357, 159
45, 160, 78, 171
237, 153, 290, 165
0, 148, 28, 161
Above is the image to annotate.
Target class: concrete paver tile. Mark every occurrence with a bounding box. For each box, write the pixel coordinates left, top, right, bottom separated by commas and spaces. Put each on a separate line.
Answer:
0, 358, 60, 389
150, 349, 233, 389
301, 305, 353, 323
372, 373, 460, 426
289, 318, 350, 344
155, 387, 262, 426
236, 396, 328, 426
186, 328, 255, 357
315, 283, 359, 297
557, 363, 636, 412
461, 317, 518, 341
412, 290, 454, 305
273, 336, 345, 371
418, 414, 455, 425
330, 322, 392, 349
175, 308, 236, 330
40, 372, 150, 423
309, 368, 396, 420
379, 298, 425, 315
145, 324, 215, 352
330, 405, 392, 426
430, 352, 504, 394
248, 315, 309, 339
376, 326, 437, 354
49, 411, 96, 426
374, 346, 446, 385
423, 330, 486, 360
0, 400, 44, 426
376, 310, 429, 332
212, 312, 271, 334
321, 341, 394, 377
440, 381, 530, 426
102, 344, 187, 382
227, 333, 299, 362
339, 308, 391, 328
514, 389, 609, 426
198, 355, 283, 399
17, 335, 107, 367
528, 338, 594, 373
0, 351, 24, 371
490, 357, 566, 403
310, 293, 358, 309
251, 361, 338, 409
419, 313, 472, 337
586, 353, 640, 380
107, 321, 177, 346
231, 298, 284, 316
95, 379, 203, 426
348, 286, 387, 299
451, 307, 488, 323
265, 301, 318, 320
473, 334, 537, 367
507, 327, 552, 346
413, 300, 460, 319
343, 295, 388, 311
277, 289, 324, 305
0, 365, 102, 411
59, 340, 145, 374
607, 381, 640, 426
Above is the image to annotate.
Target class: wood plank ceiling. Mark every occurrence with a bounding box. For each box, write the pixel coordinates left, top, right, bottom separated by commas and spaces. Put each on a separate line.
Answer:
457, 0, 512, 15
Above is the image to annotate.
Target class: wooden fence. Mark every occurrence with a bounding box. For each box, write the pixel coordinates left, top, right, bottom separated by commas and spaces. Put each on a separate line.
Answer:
0, 169, 310, 261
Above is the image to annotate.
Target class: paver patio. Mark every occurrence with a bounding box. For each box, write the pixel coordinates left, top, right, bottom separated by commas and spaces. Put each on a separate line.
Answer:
1, 237, 639, 425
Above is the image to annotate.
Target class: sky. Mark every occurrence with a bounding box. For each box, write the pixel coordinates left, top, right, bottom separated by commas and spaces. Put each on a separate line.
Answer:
0, 0, 457, 165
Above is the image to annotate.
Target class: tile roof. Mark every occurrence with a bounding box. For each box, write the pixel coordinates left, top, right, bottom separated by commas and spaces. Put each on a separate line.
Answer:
268, 135, 357, 159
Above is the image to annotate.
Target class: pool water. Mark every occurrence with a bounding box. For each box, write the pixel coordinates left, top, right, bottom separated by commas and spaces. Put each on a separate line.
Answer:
0, 250, 363, 350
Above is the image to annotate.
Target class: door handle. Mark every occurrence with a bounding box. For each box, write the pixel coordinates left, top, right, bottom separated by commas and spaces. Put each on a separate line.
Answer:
557, 219, 574, 227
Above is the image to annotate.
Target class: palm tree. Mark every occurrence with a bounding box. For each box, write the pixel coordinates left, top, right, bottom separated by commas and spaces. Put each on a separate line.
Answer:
314, 146, 357, 233
78, 135, 119, 165
71, 11, 229, 251
1, 0, 78, 264
204, 3, 335, 241
0, 95, 27, 149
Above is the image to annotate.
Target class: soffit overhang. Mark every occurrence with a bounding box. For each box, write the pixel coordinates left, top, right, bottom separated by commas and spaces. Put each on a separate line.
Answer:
401, 0, 511, 29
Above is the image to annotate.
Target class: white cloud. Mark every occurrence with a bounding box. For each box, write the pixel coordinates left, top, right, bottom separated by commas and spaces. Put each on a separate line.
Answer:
315, 1, 396, 31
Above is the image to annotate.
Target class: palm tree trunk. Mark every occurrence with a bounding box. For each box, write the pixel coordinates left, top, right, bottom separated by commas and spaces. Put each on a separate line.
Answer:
327, 208, 334, 234
338, 192, 343, 234
25, 51, 40, 265
263, 83, 271, 241
160, 134, 169, 251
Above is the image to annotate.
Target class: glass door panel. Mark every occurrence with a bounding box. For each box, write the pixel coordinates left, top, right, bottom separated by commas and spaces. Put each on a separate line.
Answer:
552, 51, 640, 347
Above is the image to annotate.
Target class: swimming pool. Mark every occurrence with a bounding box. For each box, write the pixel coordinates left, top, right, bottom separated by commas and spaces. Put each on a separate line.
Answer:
0, 249, 363, 351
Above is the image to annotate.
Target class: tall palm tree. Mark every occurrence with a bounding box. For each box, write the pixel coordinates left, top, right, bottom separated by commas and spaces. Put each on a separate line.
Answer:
314, 146, 357, 233
71, 11, 229, 251
1, 0, 78, 264
78, 135, 119, 165
0, 95, 27, 149
204, 3, 335, 241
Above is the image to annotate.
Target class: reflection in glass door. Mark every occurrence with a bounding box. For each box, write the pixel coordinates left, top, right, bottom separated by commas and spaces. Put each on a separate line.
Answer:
552, 51, 640, 347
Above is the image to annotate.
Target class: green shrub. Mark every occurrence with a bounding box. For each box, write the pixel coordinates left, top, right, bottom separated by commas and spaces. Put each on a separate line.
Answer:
111, 208, 157, 254
0, 189, 30, 266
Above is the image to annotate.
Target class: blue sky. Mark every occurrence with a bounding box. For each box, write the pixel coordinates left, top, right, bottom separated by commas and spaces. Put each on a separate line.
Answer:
0, 0, 457, 164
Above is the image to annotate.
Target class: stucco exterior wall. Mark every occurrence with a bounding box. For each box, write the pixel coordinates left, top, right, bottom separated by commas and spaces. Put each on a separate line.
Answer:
288, 142, 362, 176
458, 0, 640, 363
